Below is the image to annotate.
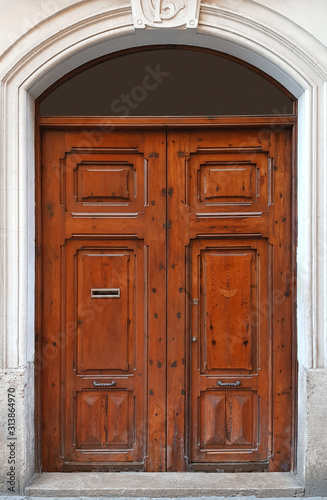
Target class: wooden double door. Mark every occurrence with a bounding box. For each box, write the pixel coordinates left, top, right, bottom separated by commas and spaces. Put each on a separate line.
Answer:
39, 120, 294, 472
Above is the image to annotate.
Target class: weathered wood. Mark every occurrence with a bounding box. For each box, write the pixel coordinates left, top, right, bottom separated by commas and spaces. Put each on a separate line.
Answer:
143, 131, 167, 471
166, 132, 190, 471
39, 122, 295, 472
40, 129, 166, 471
37, 116, 297, 127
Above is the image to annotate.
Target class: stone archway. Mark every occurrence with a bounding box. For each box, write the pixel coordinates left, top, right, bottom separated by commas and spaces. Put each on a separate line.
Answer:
1, 0, 327, 494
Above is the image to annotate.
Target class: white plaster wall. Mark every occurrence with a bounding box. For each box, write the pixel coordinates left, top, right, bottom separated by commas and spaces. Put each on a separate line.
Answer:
2, 0, 327, 55
253, 0, 327, 47
0, 0, 327, 495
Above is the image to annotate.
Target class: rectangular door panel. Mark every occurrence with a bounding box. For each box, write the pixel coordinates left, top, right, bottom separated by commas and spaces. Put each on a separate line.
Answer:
190, 238, 269, 464
200, 163, 254, 202
188, 148, 272, 214
77, 248, 134, 373
64, 238, 146, 466
199, 390, 256, 449
76, 390, 134, 450
77, 163, 133, 202
65, 153, 141, 212
200, 248, 255, 371
62, 133, 146, 215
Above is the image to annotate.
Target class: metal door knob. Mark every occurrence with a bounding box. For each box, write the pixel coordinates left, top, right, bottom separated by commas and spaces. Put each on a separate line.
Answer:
192, 337, 198, 343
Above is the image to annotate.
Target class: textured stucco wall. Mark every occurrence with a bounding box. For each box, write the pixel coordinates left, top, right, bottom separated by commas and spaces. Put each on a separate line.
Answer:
304, 370, 327, 495
0, 365, 34, 495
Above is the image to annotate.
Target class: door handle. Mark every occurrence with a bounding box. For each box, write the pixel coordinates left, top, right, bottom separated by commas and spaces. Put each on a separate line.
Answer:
217, 380, 241, 387
93, 381, 117, 387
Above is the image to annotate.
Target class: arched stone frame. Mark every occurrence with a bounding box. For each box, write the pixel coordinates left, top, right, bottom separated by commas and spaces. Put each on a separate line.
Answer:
0, 0, 327, 494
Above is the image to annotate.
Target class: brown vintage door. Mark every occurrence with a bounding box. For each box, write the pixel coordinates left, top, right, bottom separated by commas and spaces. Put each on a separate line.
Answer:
39, 120, 294, 472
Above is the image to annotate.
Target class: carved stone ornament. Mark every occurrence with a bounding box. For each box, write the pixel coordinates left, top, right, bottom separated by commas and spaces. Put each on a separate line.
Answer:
131, 0, 200, 29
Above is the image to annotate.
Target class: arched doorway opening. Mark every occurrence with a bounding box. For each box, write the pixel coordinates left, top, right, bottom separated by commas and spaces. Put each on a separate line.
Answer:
36, 46, 297, 473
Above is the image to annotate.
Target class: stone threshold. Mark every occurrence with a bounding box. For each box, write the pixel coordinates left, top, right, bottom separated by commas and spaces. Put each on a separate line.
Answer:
26, 472, 304, 497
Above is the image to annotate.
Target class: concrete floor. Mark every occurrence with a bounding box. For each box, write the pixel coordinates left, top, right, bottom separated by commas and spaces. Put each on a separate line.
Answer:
24, 472, 306, 498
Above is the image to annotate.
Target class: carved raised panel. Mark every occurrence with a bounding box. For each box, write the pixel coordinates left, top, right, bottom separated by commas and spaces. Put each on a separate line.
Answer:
76, 393, 102, 446
199, 163, 255, 203
77, 163, 134, 202
189, 150, 271, 213
232, 394, 253, 445
199, 391, 255, 450
76, 247, 135, 373
107, 394, 131, 445
63, 149, 144, 213
200, 393, 226, 446
200, 248, 256, 371
76, 391, 133, 449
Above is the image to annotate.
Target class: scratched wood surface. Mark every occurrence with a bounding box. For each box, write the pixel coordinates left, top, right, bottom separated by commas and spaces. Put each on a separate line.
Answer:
38, 120, 294, 472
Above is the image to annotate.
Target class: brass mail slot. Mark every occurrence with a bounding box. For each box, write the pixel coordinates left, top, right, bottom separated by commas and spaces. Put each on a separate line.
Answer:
91, 288, 121, 299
